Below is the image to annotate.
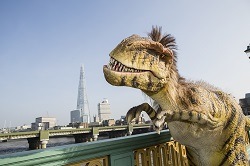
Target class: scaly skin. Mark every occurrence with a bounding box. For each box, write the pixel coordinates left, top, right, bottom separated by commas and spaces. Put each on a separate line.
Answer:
103, 26, 250, 165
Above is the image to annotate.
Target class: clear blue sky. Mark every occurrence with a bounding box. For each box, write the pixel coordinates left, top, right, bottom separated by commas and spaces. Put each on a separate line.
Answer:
0, 1, 249, 128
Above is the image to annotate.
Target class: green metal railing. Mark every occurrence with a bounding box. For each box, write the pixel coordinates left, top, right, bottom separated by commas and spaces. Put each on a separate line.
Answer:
0, 130, 249, 166
0, 130, 185, 166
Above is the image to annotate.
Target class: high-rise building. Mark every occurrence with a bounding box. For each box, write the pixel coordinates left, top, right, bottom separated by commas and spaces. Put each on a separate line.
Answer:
98, 99, 111, 122
70, 109, 81, 123
70, 65, 90, 123
239, 93, 250, 115
31, 117, 56, 130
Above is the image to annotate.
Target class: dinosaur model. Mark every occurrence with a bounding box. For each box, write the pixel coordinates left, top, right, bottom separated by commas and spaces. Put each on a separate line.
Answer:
103, 26, 250, 165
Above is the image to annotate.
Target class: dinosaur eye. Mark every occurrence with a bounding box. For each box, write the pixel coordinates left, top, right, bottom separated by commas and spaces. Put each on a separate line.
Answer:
159, 54, 166, 60
159, 54, 172, 64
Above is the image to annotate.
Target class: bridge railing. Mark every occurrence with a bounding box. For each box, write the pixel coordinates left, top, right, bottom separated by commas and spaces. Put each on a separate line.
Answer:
0, 130, 189, 166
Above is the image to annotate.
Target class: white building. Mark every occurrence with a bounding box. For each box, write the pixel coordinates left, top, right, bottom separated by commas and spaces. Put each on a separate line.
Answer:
98, 99, 111, 122
15, 124, 31, 131
31, 117, 56, 130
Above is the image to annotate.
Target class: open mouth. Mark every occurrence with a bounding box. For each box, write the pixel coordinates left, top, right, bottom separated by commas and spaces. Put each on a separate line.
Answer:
107, 57, 146, 73
103, 57, 164, 91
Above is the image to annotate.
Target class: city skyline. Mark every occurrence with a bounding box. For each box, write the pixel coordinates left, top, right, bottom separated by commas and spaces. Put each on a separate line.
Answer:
0, 1, 250, 128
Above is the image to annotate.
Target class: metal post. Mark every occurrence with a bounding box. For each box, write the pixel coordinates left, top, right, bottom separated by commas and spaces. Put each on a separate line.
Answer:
127, 124, 133, 136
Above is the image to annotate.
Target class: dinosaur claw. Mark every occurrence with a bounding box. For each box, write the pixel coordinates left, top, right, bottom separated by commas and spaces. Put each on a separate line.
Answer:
156, 110, 166, 119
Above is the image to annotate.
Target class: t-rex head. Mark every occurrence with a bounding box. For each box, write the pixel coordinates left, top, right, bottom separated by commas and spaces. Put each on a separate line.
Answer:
103, 26, 179, 94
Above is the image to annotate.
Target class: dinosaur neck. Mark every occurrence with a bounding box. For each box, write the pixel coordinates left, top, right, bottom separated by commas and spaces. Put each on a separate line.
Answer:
146, 70, 185, 110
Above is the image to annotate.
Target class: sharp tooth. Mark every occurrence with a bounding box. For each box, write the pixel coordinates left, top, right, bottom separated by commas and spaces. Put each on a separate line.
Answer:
119, 65, 123, 71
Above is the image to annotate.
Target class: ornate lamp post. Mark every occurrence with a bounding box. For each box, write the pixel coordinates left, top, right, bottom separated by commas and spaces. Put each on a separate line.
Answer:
244, 44, 250, 59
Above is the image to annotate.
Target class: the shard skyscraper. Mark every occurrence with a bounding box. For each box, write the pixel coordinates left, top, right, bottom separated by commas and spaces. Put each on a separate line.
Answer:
76, 65, 90, 123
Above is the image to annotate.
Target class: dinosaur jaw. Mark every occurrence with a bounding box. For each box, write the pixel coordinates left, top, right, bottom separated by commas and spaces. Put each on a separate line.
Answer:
103, 58, 165, 92
107, 57, 148, 74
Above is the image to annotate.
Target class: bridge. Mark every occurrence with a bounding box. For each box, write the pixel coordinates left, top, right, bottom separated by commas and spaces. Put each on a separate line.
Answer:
0, 128, 250, 165
0, 130, 189, 166
0, 124, 152, 150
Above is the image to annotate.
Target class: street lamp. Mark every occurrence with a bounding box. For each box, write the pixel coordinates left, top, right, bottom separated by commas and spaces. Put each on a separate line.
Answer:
244, 44, 250, 59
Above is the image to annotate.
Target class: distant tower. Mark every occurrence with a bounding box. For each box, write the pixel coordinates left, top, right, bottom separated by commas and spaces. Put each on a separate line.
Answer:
98, 98, 111, 122
76, 65, 90, 123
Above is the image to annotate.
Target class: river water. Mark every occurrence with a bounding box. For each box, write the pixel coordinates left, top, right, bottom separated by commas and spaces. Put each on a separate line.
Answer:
0, 137, 75, 155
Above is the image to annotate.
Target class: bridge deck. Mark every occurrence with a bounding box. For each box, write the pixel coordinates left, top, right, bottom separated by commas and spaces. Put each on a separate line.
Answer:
0, 124, 151, 141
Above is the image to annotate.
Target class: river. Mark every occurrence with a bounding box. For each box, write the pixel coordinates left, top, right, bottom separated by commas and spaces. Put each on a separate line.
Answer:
0, 137, 75, 155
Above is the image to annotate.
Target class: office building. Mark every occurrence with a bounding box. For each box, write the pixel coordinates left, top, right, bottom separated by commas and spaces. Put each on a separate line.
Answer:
239, 93, 250, 115
98, 99, 111, 122
70, 109, 82, 123
31, 117, 56, 130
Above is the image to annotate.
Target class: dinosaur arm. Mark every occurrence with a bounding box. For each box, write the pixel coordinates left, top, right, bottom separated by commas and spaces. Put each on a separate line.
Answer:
154, 108, 224, 130
126, 103, 157, 123
126, 103, 168, 133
